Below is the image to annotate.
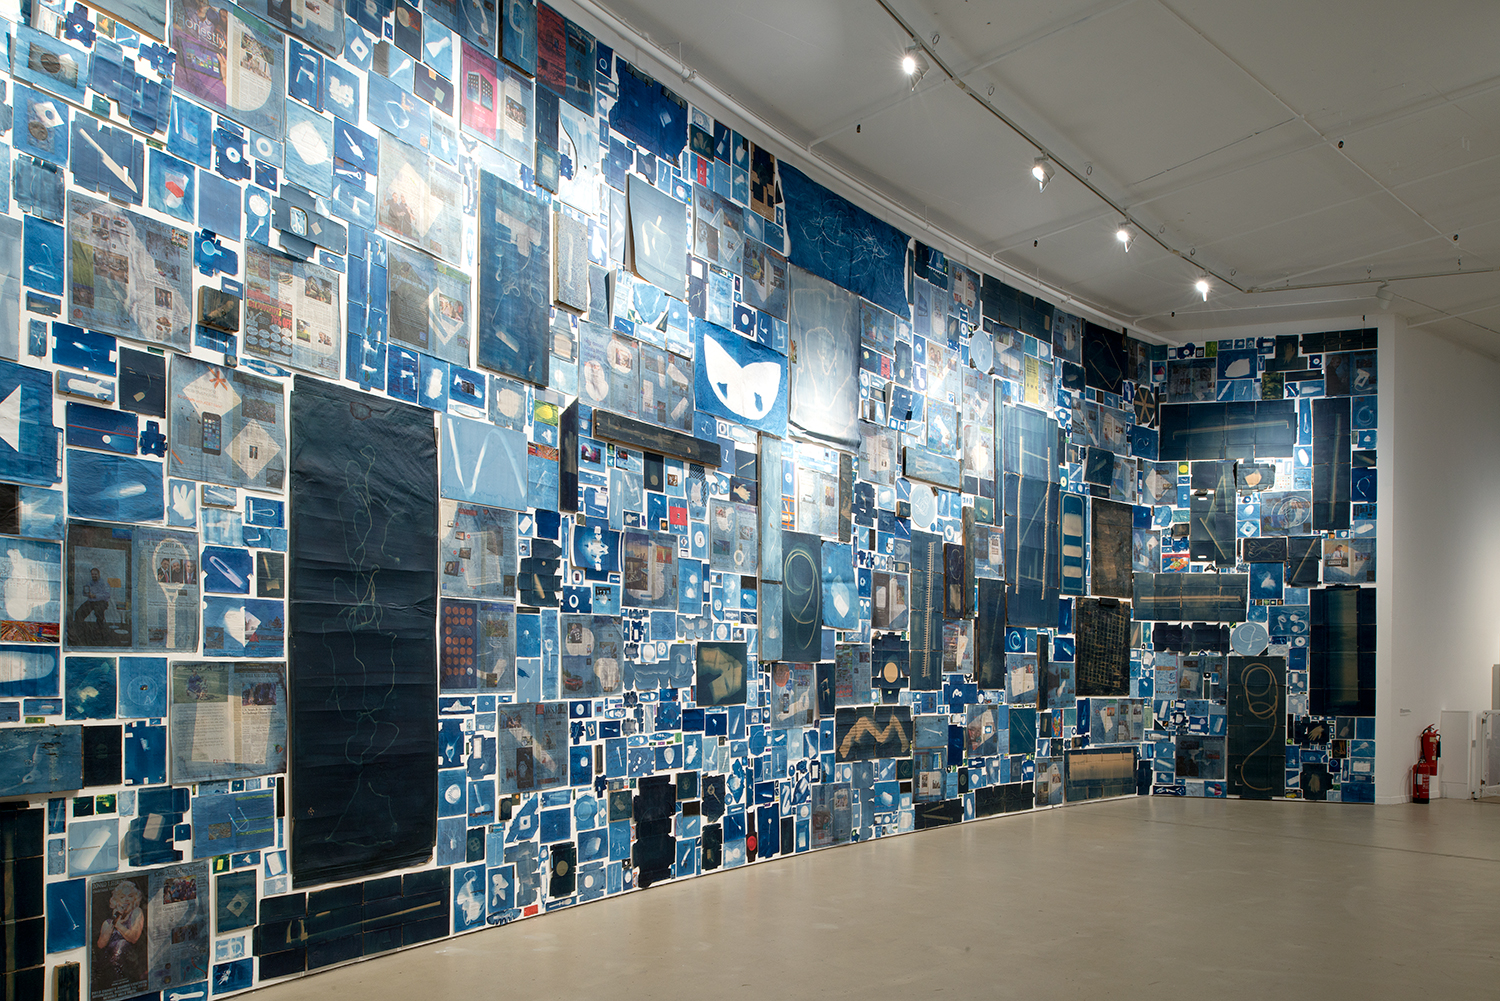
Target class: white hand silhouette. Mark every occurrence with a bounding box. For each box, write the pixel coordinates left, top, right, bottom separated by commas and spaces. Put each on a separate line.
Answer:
170, 483, 195, 523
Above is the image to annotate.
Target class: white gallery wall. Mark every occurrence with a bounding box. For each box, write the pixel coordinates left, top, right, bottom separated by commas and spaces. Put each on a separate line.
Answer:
1379, 317, 1500, 801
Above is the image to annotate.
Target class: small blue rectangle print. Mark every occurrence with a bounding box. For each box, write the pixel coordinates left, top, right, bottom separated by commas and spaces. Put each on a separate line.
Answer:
51, 324, 117, 375
65, 402, 137, 454
203, 598, 284, 657
245, 497, 283, 527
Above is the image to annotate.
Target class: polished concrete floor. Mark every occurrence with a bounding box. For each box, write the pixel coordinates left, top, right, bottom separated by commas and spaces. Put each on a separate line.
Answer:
249, 798, 1499, 1000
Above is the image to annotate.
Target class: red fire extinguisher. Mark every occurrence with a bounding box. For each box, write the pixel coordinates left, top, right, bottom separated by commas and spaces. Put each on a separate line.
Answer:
1412, 724, 1440, 803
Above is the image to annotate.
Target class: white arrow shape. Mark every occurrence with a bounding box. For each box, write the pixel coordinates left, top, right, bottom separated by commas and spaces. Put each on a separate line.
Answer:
0, 385, 21, 452
340, 129, 367, 160
78, 127, 138, 195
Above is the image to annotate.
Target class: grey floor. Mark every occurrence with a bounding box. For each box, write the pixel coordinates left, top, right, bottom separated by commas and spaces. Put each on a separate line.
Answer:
247, 798, 1499, 1000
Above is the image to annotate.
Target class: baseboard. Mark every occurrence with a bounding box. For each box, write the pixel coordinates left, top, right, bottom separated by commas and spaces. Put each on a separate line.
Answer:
1375, 793, 1410, 805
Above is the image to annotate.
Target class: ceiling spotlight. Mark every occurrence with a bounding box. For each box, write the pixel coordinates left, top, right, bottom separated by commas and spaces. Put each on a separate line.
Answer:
1032, 156, 1055, 192
1115, 223, 1136, 252
1195, 278, 1210, 301
901, 45, 928, 89
1375, 282, 1394, 308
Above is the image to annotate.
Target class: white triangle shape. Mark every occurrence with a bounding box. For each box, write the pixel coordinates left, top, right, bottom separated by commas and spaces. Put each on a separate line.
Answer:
0, 385, 21, 453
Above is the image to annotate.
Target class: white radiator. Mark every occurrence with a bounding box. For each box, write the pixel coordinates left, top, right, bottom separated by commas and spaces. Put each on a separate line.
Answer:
1481, 711, 1500, 800
1439, 710, 1473, 799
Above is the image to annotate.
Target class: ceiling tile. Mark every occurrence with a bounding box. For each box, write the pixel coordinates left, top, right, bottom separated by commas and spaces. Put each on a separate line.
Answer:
1166, 0, 1500, 132
974, 2, 1291, 188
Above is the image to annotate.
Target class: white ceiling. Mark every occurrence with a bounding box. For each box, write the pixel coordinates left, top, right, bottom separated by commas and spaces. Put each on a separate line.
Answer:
585, 0, 1500, 356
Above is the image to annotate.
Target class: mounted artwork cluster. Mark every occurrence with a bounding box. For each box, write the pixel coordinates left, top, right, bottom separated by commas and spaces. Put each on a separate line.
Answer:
0, 0, 1378, 996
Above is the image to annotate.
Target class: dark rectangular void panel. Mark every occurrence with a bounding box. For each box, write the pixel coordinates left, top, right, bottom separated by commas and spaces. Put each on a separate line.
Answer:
1310, 585, 1375, 716
1159, 401, 1295, 462
1228, 655, 1286, 800
1312, 397, 1351, 530
290, 379, 439, 887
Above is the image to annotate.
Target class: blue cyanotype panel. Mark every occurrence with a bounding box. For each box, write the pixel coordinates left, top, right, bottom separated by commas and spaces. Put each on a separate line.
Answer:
0, 361, 58, 486
202, 546, 253, 594
477, 171, 550, 385
66, 452, 163, 523
609, 57, 686, 163
0, 645, 59, 697
23, 215, 65, 296
440, 414, 528, 511
45, 878, 87, 953
64, 655, 116, 719
501, 0, 537, 74
323, 61, 361, 122
0, 215, 20, 359
821, 541, 857, 630
118, 656, 168, 718
779, 163, 908, 316
13, 84, 70, 166
426, 0, 495, 53
0, 724, 82, 795
0, 537, 62, 643
191, 790, 276, 858
203, 597, 283, 657
627, 173, 687, 297
69, 116, 145, 206
693, 319, 787, 437
12, 27, 91, 104
68, 817, 119, 875
284, 100, 334, 198
198, 170, 243, 240
147, 148, 196, 224
168, 95, 213, 167
787, 267, 860, 447
65, 402, 137, 455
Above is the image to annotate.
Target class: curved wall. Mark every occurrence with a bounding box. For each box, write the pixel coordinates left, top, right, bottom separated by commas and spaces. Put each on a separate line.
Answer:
0, 2, 1380, 997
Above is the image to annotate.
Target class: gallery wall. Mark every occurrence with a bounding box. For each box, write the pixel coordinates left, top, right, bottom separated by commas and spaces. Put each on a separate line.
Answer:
0, 0, 1383, 998
1380, 318, 1500, 799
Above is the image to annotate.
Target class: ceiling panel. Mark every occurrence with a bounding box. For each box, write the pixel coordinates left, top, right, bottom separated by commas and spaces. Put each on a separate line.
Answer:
1004, 231, 1200, 318
1303, 239, 1494, 287
1386, 164, 1500, 241
1163, 294, 1387, 336
1121, 121, 1316, 205
816, 86, 1102, 253
974, 2, 1291, 188
1131, 145, 1388, 260
1340, 93, 1500, 190
901, 0, 1121, 73
1198, 194, 1448, 283
1165, 0, 1500, 131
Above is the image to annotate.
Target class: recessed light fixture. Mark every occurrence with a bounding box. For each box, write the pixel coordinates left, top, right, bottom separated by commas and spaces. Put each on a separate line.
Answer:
1032, 156, 1054, 192
1195, 278, 1210, 301
1115, 223, 1136, 252
901, 44, 928, 89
